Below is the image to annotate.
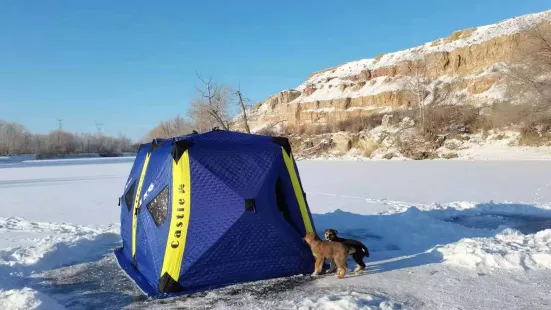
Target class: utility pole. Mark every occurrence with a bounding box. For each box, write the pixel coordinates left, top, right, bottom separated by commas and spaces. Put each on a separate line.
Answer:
95, 121, 104, 154
57, 118, 63, 149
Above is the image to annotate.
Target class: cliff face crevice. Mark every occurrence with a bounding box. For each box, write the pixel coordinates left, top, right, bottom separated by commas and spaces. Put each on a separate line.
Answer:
241, 11, 551, 132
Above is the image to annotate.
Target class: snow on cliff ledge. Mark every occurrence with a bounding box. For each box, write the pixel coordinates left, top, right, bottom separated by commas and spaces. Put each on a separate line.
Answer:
294, 9, 551, 91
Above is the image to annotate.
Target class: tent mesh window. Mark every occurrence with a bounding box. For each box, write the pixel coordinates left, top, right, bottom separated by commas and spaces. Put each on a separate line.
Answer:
146, 185, 169, 226
124, 181, 136, 212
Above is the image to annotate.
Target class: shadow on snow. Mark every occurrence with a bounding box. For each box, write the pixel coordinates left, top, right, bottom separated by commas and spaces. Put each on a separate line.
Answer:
312, 202, 551, 274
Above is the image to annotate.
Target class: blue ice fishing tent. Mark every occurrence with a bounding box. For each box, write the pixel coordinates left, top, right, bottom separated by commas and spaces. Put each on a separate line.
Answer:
114, 130, 316, 297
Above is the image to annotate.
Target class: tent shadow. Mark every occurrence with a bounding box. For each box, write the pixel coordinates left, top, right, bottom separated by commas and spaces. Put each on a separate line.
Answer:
365, 251, 445, 275
312, 202, 551, 275
29, 255, 146, 310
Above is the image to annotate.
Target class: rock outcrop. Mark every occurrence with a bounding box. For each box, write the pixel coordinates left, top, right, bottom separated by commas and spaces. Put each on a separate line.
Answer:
239, 9, 551, 133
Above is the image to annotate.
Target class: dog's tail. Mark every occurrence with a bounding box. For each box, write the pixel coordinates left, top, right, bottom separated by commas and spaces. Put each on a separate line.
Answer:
361, 244, 369, 257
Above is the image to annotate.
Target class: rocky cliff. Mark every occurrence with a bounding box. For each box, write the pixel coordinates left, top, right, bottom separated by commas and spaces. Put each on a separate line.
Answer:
240, 9, 551, 134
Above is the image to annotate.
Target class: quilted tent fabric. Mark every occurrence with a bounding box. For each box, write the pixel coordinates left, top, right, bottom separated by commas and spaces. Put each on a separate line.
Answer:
114, 130, 316, 298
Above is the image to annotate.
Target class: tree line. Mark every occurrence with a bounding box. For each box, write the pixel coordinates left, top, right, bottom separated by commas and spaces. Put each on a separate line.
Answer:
0, 120, 137, 157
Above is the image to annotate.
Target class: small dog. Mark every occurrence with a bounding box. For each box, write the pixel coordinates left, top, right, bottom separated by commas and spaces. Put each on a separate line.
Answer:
303, 231, 354, 279
324, 229, 370, 273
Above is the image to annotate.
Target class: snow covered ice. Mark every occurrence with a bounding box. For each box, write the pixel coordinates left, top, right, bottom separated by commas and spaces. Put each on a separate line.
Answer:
1, 158, 551, 309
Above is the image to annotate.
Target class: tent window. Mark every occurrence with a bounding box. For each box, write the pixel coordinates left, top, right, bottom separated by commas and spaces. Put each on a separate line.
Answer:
147, 185, 169, 227
124, 181, 136, 212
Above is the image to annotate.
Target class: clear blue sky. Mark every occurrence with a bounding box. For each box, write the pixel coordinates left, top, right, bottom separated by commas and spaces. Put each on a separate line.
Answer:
1, 1, 549, 141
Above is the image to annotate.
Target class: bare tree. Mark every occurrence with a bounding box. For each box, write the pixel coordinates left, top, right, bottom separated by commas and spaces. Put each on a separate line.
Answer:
159, 115, 186, 137
236, 82, 251, 133
32, 133, 47, 155
405, 58, 452, 134
188, 72, 233, 131
116, 133, 133, 153
43, 130, 78, 154
144, 115, 193, 142
0, 120, 8, 154
0, 121, 28, 154
505, 21, 551, 106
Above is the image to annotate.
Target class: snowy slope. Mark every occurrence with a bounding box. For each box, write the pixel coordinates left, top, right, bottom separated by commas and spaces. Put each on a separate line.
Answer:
1, 158, 551, 309
237, 8, 551, 114
293, 9, 551, 94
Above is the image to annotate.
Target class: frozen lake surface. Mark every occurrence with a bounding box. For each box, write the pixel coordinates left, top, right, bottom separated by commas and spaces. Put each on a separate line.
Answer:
1, 157, 550, 309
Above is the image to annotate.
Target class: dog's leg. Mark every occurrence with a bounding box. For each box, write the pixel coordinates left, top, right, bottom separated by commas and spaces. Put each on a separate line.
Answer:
316, 257, 325, 274
335, 257, 347, 279
326, 259, 337, 274
352, 249, 366, 273
312, 257, 324, 276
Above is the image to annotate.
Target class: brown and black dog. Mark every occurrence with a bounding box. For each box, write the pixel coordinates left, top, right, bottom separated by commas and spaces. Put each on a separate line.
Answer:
324, 228, 369, 273
303, 231, 354, 278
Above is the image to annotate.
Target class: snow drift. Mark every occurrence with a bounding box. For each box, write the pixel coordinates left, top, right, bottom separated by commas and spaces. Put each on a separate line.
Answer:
436, 228, 551, 271
0, 288, 65, 310
298, 291, 400, 310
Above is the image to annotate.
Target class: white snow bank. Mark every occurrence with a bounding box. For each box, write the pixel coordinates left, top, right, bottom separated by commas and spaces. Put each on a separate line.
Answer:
456, 144, 551, 161
386, 201, 551, 217
0, 217, 120, 310
0, 217, 119, 272
434, 130, 551, 161
291, 76, 407, 104
251, 122, 285, 135
298, 291, 400, 310
437, 228, 551, 271
0, 288, 65, 310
